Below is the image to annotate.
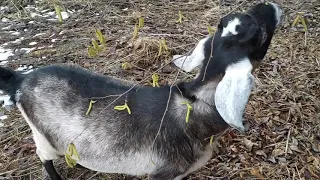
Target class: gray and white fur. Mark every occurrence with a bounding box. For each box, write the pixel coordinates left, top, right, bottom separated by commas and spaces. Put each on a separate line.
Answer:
0, 2, 282, 180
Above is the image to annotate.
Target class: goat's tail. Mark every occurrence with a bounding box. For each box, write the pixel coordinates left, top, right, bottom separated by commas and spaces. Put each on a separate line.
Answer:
0, 67, 23, 103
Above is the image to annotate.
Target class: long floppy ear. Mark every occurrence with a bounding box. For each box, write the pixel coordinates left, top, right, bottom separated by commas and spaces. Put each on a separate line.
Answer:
214, 58, 254, 132
173, 36, 210, 72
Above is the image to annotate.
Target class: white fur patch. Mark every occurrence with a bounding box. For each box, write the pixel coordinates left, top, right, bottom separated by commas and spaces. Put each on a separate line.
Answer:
77, 149, 162, 176
173, 37, 209, 72
270, 2, 283, 26
0, 95, 14, 107
221, 18, 241, 37
17, 103, 60, 162
214, 58, 254, 132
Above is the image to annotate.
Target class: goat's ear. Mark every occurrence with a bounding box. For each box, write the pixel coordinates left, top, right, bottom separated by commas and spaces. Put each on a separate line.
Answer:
214, 58, 254, 132
173, 36, 209, 72
237, 23, 259, 44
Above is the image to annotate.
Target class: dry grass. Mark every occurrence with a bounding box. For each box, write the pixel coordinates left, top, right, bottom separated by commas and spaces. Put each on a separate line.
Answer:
0, 0, 319, 179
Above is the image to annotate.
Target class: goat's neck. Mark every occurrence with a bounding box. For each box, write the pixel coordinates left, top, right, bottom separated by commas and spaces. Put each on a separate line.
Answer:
178, 76, 218, 106
176, 77, 229, 140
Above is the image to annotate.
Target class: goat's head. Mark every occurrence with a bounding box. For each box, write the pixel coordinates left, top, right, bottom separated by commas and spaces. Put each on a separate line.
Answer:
196, 2, 283, 132
214, 2, 282, 68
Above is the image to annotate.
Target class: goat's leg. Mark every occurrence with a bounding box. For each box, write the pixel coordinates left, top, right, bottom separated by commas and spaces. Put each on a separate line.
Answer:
36, 149, 62, 180
16, 104, 62, 180
149, 167, 183, 180
42, 160, 62, 180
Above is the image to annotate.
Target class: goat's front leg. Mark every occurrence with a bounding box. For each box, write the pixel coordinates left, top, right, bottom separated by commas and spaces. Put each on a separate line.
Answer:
148, 166, 185, 180
42, 160, 62, 180
36, 147, 62, 180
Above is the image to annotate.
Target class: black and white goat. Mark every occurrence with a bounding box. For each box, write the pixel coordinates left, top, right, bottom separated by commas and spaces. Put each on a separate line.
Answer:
0, 2, 282, 180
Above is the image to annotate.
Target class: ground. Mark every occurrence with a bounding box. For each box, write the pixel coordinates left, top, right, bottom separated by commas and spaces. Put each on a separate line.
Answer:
0, 0, 319, 179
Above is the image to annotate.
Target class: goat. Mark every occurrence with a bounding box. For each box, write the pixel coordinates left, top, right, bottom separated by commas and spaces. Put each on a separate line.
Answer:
0, 2, 282, 180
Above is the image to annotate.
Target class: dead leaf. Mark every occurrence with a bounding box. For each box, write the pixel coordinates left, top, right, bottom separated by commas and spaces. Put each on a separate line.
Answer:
313, 157, 319, 166
84, 62, 90, 67
307, 166, 320, 178
260, 117, 270, 124
238, 154, 246, 161
272, 148, 285, 157
311, 143, 320, 152
230, 145, 238, 153
277, 157, 287, 163
290, 145, 302, 153
243, 138, 257, 151
250, 168, 264, 178
304, 169, 312, 180
307, 156, 314, 163
239, 171, 246, 178
292, 137, 299, 146
255, 150, 267, 158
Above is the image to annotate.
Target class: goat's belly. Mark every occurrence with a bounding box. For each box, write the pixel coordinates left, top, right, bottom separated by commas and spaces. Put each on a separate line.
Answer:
77, 150, 162, 176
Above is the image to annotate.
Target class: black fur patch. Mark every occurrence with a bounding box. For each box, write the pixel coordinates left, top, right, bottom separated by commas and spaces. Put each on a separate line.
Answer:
0, 67, 24, 103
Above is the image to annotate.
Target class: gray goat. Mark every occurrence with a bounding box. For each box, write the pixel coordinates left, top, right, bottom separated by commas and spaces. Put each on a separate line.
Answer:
0, 2, 282, 180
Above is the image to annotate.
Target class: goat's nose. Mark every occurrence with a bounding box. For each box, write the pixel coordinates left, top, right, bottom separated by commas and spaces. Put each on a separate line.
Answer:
270, 2, 283, 26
